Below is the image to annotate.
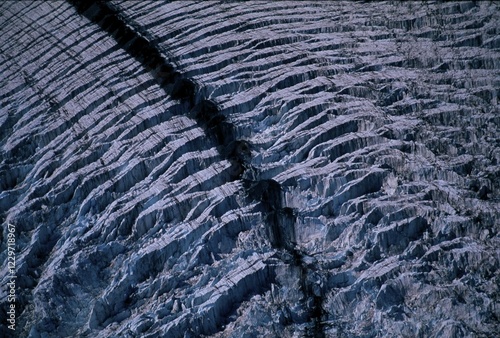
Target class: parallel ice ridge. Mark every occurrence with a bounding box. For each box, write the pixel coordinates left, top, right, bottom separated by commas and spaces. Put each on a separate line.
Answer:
0, 1, 499, 337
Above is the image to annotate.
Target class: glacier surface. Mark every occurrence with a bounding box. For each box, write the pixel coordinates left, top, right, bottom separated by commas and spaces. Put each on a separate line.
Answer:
0, 1, 499, 337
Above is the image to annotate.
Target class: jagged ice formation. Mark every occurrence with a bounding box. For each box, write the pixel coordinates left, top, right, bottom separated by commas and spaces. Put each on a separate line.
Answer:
0, 1, 499, 337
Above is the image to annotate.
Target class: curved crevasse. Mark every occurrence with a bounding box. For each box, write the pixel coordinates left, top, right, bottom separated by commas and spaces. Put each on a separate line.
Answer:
0, 1, 499, 338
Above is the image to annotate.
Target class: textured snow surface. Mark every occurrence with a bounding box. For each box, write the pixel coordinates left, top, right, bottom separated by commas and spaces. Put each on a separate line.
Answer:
0, 1, 499, 337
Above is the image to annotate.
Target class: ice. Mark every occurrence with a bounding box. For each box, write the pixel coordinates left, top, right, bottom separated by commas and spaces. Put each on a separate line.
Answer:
0, 1, 499, 337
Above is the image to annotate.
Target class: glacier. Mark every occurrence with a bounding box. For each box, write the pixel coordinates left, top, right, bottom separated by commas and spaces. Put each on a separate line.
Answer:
0, 1, 499, 337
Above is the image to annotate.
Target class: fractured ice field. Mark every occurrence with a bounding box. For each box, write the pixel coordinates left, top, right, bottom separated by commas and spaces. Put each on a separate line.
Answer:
0, 1, 499, 337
